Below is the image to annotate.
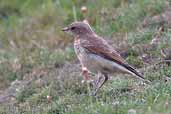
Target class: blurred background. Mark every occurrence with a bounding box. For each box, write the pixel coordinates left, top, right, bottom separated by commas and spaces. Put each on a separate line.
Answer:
0, 0, 171, 113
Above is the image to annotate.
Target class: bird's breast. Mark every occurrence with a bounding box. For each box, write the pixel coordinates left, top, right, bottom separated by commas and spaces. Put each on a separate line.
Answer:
74, 39, 86, 62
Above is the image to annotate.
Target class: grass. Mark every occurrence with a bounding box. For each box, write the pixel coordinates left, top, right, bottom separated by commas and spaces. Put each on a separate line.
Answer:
0, 0, 171, 114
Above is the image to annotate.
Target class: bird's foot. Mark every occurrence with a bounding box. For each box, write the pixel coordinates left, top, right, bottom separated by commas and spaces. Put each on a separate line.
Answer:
81, 67, 92, 83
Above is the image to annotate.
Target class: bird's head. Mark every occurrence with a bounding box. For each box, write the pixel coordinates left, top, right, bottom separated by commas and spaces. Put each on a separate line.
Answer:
62, 21, 94, 36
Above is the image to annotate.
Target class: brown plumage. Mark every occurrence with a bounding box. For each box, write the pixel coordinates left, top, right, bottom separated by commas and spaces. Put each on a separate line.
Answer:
62, 21, 148, 95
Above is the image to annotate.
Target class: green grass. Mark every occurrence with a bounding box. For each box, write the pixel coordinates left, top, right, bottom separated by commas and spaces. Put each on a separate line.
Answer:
0, 0, 171, 114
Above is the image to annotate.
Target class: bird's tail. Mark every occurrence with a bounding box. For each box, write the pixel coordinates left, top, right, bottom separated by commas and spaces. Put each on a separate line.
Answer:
122, 63, 151, 84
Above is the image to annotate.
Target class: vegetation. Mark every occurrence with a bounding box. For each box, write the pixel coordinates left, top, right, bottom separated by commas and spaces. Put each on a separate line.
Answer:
0, 0, 171, 114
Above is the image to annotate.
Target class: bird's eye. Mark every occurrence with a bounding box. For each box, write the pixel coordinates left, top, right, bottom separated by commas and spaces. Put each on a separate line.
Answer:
71, 27, 76, 30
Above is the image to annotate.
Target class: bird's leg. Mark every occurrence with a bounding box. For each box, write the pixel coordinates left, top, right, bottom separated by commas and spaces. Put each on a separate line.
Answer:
81, 67, 92, 83
91, 73, 108, 96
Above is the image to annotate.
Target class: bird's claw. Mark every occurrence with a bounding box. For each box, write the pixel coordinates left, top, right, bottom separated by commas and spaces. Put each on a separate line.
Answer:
82, 67, 90, 80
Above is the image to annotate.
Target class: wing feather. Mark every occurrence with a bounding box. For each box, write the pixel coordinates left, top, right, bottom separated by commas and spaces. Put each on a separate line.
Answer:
82, 35, 125, 64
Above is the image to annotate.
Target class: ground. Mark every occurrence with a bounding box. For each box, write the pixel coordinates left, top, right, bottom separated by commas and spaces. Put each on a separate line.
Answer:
0, 0, 171, 114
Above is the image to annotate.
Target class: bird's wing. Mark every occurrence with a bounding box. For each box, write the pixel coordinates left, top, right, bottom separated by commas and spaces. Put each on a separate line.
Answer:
82, 34, 145, 80
82, 35, 126, 64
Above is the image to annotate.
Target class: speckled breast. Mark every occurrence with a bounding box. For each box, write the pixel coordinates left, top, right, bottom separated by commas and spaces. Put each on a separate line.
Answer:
74, 39, 85, 64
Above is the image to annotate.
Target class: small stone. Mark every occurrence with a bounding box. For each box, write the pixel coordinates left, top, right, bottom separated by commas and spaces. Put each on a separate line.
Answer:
47, 95, 52, 102
81, 6, 87, 13
128, 109, 136, 114
81, 80, 86, 84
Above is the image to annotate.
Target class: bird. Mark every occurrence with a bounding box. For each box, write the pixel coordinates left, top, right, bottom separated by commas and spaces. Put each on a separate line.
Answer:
62, 21, 149, 95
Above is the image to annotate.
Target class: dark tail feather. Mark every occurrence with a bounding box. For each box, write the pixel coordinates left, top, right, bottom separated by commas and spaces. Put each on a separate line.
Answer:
121, 63, 151, 84
124, 64, 144, 79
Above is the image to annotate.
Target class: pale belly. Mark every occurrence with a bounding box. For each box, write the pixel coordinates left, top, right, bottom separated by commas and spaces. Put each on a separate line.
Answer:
74, 43, 130, 74
83, 53, 130, 74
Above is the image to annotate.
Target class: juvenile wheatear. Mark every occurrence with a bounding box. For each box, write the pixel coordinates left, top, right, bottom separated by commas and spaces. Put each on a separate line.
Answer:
62, 21, 149, 95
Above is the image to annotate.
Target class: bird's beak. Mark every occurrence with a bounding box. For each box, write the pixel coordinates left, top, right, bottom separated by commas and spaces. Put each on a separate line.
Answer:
62, 27, 70, 31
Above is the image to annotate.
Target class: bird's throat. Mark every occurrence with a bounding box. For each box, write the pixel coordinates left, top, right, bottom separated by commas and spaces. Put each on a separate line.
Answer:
74, 36, 81, 47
